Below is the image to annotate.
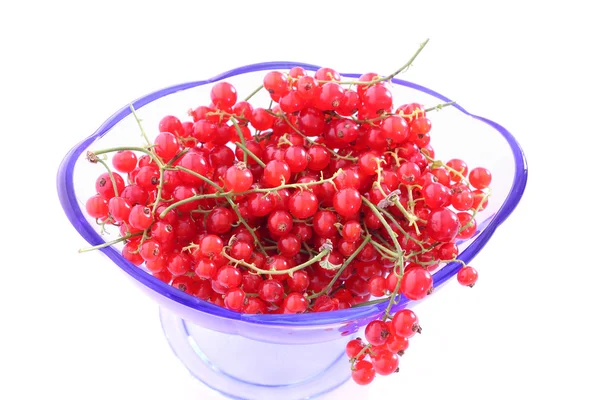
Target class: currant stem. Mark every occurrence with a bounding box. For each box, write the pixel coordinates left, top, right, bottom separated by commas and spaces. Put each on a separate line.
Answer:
92, 146, 164, 168
96, 158, 120, 197
158, 192, 225, 218
129, 104, 152, 147
377, 207, 425, 251
173, 166, 223, 191
230, 118, 248, 165
424, 101, 456, 113
224, 196, 268, 255
350, 344, 373, 370
244, 84, 264, 102
151, 167, 166, 215
234, 141, 266, 167
370, 239, 399, 258
458, 189, 492, 233
351, 298, 388, 308
391, 197, 421, 234
78, 233, 141, 253
222, 248, 330, 275
361, 196, 403, 264
307, 235, 371, 300
383, 273, 403, 321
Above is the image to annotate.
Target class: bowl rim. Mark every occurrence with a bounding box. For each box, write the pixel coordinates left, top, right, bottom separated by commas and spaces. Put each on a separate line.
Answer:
57, 61, 528, 326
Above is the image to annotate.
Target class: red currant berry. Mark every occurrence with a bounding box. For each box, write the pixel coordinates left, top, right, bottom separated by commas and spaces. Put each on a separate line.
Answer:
373, 351, 399, 375
391, 309, 421, 338
400, 268, 433, 301
211, 82, 237, 109
224, 164, 254, 193
112, 150, 137, 173
333, 188, 361, 218
457, 266, 478, 287
224, 288, 245, 311
469, 167, 492, 189
352, 360, 376, 385
283, 292, 308, 313
85, 194, 109, 219
365, 320, 391, 346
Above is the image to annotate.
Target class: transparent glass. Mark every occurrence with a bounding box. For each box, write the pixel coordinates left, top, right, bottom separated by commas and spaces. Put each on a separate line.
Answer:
57, 62, 528, 400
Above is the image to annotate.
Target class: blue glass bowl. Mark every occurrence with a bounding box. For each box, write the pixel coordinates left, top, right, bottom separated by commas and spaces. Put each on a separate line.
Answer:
57, 62, 528, 400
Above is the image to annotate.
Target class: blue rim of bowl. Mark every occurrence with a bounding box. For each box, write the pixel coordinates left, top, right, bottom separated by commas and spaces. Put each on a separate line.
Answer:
57, 61, 528, 326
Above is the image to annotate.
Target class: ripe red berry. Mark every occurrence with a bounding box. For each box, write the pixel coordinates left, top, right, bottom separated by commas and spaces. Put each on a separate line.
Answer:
373, 351, 399, 375
223, 164, 254, 193
333, 188, 362, 218
391, 309, 421, 338
365, 320, 392, 346
112, 150, 137, 173
457, 266, 478, 287
427, 208, 460, 242
400, 268, 433, 301
210, 82, 237, 109
469, 167, 492, 189
352, 360, 376, 385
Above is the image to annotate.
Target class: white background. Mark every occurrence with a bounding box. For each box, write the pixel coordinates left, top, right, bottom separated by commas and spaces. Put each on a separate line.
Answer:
1, 1, 599, 399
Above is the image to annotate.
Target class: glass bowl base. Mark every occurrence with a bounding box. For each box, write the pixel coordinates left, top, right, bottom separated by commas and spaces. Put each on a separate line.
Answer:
159, 307, 355, 400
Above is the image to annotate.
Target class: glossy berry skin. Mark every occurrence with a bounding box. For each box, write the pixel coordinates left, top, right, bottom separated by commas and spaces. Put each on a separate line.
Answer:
128, 205, 153, 230
207, 207, 235, 234
373, 352, 399, 376
288, 190, 318, 219
352, 360, 376, 385
345, 339, 366, 360
85, 194, 108, 219
210, 82, 237, 109
216, 266, 242, 289
457, 266, 478, 287
427, 208, 460, 242
224, 288, 245, 311
96, 172, 125, 199
333, 188, 362, 218
154, 132, 180, 161
400, 268, 433, 300
112, 150, 137, 173
391, 309, 420, 338
258, 280, 284, 304
469, 167, 492, 189
263, 160, 291, 187
223, 164, 254, 193
283, 292, 308, 313
365, 320, 391, 346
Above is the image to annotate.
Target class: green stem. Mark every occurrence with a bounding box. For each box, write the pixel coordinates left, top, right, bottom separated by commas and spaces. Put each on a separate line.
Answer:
224, 197, 267, 255
351, 298, 388, 308
361, 196, 403, 263
230, 118, 248, 165
78, 233, 141, 253
234, 141, 266, 167
307, 235, 371, 300
92, 146, 163, 167
173, 166, 223, 191
370, 239, 399, 258
151, 167, 165, 215
96, 158, 120, 197
223, 248, 330, 275
377, 207, 425, 251
244, 84, 264, 101
129, 104, 152, 147
158, 192, 224, 218
424, 101, 456, 113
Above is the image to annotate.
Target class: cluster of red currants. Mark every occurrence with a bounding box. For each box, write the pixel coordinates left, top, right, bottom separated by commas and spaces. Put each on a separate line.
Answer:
83, 54, 491, 385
